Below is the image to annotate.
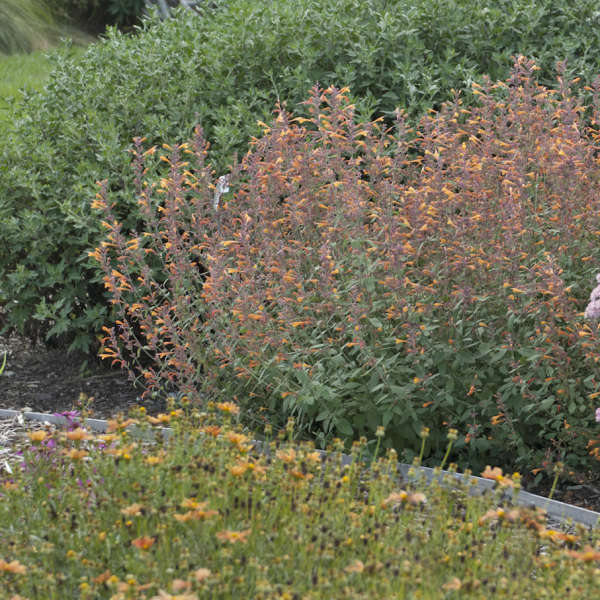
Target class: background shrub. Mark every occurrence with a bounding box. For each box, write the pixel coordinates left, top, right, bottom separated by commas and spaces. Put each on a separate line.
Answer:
4, 0, 600, 356
94, 59, 600, 481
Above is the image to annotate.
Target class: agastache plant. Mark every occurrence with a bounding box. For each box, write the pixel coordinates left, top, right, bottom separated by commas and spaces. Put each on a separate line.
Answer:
94, 56, 600, 478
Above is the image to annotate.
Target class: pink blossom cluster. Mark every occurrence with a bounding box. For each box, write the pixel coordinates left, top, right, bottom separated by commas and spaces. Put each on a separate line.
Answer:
584, 273, 600, 320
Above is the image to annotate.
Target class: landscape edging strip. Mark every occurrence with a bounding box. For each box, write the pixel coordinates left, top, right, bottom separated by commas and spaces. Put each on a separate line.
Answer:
1, 409, 598, 529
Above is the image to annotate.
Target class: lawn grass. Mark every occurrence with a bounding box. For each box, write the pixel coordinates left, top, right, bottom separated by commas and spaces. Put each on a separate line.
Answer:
1, 401, 599, 599
0, 33, 90, 129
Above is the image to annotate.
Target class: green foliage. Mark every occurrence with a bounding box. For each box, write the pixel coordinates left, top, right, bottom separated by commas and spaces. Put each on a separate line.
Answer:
107, 0, 147, 26
4, 0, 600, 356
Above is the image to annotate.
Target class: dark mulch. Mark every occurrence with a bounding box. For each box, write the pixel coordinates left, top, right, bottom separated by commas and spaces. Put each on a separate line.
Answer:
1, 331, 600, 517
0, 332, 167, 419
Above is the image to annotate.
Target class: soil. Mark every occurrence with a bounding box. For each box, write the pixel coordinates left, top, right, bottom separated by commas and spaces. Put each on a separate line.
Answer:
1, 330, 600, 517
0, 332, 167, 420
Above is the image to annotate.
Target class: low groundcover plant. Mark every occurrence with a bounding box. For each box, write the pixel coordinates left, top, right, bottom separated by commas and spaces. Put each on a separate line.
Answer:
1, 402, 600, 599
93, 56, 600, 484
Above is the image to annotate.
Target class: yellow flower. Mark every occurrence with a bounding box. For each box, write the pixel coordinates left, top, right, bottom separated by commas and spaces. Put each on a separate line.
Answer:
145, 455, 163, 465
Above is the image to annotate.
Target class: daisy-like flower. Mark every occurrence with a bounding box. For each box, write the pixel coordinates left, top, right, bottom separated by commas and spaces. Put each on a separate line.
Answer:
147, 413, 171, 425
217, 402, 240, 415
565, 544, 600, 562
215, 529, 251, 544
173, 507, 218, 522
202, 425, 221, 437
120, 503, 144, 517
150, 590, 198, 600
131, 536, 155, 550
65, 428, 92, 441
276, 448, 297, 463
27, 430, 48, 443
193, 568, 211, 582
381, 490, 427, 508
0, 559, 26, 574
481, 465, 515, 487
345, 559, 364, 574
64, 448, 89, 460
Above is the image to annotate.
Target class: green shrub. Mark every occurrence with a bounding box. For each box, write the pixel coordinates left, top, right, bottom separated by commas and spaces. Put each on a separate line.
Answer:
95, 59, 600, 481
4, 0, 600, 356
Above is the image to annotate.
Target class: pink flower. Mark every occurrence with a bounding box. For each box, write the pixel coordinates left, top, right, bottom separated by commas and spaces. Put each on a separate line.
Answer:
584, 273, 600, 320
595, 407, 600, 423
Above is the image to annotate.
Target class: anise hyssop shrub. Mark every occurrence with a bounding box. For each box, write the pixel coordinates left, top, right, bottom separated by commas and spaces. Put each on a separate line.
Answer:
94, 57, 600, 480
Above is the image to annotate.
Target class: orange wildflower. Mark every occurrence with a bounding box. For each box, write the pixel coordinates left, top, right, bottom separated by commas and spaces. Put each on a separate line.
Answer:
216, 401, 240, 415
215, 529, 251, 544
276, 448, 297, 463
147, 414, 171, 424
131, 536, 155, 550
64, 448, 89, 460
481, 465, 515, 487
193, 568, 211, 582
65, 428, 92, 441
173, 508, 218, 522
345, 560, 364, 574
565, 545, 600, 562
120, 503, 144, 517
0, 559, 26, 574
202, 425, 221, 437
27, 430, 48, 443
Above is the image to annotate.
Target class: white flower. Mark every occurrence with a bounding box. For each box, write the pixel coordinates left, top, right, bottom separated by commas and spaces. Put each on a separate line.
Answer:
213, 175, 230, 211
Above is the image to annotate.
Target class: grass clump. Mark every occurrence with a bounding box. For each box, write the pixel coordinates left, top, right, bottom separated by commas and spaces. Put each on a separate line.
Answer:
93, 59, 600, 482
0, 0, 61, 55
1, 402, 599, 599
5, 0, 600, 355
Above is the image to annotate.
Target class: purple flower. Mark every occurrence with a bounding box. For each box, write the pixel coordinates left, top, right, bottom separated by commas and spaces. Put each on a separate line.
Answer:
53, 410, 81, 431
596, 407, 600, 423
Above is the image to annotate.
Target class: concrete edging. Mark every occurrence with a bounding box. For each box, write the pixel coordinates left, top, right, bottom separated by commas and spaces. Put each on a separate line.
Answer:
1, 408, 598, 529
